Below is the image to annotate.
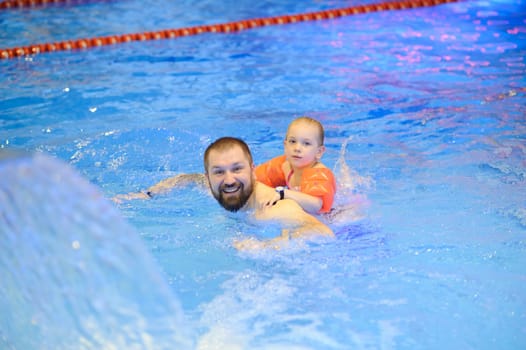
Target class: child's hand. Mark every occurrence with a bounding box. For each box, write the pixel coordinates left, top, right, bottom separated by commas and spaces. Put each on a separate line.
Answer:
256, 186, 280, 210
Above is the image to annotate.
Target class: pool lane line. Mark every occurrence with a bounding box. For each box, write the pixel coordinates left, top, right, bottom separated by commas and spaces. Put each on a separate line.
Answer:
0, 0, 64, 9
0, 0, 460, 60
0, 0, 109, 9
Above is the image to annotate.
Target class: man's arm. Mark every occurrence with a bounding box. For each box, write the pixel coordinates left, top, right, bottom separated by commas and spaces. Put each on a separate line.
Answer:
112, 173, 207, 203
254, 198, 334, 239
234, 199, 333, 251
263, 199, 334, 238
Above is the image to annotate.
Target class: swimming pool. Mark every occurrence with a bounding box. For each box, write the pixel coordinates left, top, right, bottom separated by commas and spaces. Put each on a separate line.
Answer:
1, 0, 525, 348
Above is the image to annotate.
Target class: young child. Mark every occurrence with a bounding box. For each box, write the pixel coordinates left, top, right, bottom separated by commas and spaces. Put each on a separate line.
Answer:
255, 116, 336, 214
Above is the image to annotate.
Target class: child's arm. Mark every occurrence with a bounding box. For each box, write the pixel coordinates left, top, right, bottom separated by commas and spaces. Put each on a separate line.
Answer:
281, 188, 323, 214
256, 185, 322, 214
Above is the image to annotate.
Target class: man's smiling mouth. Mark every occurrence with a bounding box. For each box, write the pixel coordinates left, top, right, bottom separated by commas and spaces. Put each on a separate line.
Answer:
222, 184, 241, 194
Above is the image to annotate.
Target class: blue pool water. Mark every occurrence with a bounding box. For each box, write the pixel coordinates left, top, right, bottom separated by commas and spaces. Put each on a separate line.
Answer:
1, 0, 525, 349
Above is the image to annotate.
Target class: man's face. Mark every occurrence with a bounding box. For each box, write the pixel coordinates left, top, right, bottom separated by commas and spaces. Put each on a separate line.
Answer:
205, 146, 254, 212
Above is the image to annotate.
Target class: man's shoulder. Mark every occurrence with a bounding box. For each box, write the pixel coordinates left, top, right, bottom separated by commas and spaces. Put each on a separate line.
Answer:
258, 198, 304, 219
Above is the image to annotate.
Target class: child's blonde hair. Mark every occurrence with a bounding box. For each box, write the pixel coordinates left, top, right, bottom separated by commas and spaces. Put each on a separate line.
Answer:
287, 116, 325, 146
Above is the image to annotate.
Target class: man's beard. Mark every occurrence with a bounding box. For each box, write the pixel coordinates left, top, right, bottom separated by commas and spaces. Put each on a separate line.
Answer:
212, 181, 253, 212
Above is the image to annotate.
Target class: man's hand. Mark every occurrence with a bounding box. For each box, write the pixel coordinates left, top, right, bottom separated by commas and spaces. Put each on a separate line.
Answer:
112, 191, 150, 204
233, 230, 290, 251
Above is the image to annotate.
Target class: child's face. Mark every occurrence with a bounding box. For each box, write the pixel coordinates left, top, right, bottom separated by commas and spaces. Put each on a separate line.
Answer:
284, 121, 325, 168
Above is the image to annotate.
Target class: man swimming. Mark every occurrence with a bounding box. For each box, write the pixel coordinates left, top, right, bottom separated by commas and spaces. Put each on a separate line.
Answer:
113, 136, 334, 249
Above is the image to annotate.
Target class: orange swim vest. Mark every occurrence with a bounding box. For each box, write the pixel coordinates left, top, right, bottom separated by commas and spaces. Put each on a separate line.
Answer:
255, 155, 336, 213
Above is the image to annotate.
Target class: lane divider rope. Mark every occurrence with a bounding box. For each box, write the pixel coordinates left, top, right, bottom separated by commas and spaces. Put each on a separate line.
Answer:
0, 0, 460, 60
0, 0, 106, 9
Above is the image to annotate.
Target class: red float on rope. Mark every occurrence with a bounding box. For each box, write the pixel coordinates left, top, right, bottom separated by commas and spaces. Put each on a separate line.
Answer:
0, 0, 110, 9
0, 0, 460, 60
